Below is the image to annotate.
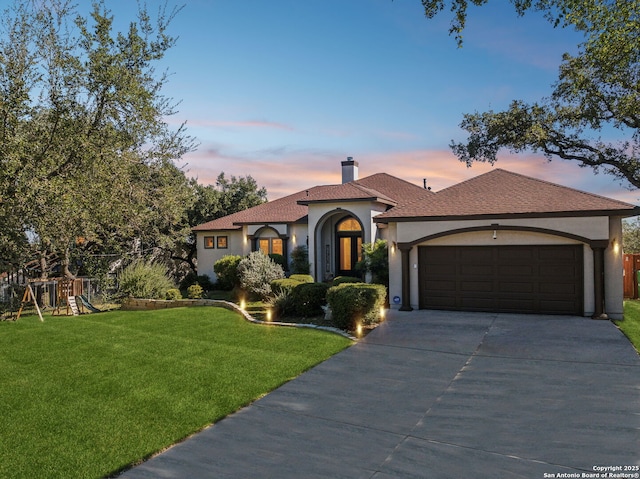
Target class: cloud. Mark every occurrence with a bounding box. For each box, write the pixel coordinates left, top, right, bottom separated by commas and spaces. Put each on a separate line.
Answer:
167, 117, 295, 131
183, 144, 638, 205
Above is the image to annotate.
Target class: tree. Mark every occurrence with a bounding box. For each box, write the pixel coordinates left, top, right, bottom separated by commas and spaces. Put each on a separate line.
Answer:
420, 0, 640, 188
213, 172, 268, 217
0, 0, 195, 277
623, 218, 640, 254
173, 174, 268, 275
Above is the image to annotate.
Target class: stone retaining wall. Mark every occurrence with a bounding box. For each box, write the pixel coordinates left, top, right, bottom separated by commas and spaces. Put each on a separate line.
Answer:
120, 298, 355, 340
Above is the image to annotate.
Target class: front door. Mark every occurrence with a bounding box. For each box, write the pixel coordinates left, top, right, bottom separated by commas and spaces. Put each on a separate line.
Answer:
336, 217, 363, 277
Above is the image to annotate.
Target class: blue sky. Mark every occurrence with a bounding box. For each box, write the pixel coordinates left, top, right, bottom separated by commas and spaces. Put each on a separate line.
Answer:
116, 1, 637, 203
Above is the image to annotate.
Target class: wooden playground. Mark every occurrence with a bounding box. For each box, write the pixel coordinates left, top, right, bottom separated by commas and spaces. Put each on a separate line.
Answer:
3, 278, 101, 321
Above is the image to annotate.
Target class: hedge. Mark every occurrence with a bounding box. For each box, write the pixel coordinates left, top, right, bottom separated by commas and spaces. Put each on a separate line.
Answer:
290, 282, 329, 317
289, 274, 314, 283
331, 276, 363, 286
271, 278, 303, 295
326, 283, 386, 331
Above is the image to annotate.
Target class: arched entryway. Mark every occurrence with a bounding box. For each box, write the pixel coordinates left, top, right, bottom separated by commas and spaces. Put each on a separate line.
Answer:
336, 217, 363, 277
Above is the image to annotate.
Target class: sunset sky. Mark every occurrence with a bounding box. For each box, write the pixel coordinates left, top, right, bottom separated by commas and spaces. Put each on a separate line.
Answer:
110, 0, 638, 204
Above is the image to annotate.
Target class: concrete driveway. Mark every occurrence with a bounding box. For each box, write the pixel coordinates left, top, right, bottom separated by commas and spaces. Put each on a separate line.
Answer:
119, 310, 640, 479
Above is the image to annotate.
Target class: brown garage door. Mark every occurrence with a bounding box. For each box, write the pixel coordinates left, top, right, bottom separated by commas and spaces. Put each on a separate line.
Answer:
418, 245, 583, 315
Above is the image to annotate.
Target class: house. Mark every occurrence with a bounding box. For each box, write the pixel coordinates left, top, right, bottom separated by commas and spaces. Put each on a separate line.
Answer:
193, 159, 639, 320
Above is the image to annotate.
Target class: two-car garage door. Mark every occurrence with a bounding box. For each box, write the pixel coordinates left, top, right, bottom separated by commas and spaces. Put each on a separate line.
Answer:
418, 245, 583, 315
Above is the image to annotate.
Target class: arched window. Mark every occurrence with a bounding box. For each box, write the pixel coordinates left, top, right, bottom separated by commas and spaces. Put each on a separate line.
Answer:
337, 218, 362, 232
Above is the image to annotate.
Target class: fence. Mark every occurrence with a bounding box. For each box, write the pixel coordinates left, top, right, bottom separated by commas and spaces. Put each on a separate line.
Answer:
623, 254, 640, 299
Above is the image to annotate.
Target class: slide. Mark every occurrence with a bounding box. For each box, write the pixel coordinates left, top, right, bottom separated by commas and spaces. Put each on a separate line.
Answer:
77, 295, 101, 313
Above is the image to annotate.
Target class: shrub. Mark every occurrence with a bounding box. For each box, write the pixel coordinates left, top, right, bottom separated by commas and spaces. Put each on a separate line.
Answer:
187, 284, 204, 299
290, 245, 310, 274
332, 276, 363, 286
356, 240, 389, 286
178, 271, 198, 290
268, 253, 286, 269
267, 289, 296, 319
271, 278, 302, 295
326, 283, 386, 331
165, 289, 182, 300
117, 260, 174, 300
289, 274, 313, 283
237, 251, 285, 300
179, 272, 215, 292
197, 274, 215, 292
290, 282, 329, 317
214, 255, 242, 290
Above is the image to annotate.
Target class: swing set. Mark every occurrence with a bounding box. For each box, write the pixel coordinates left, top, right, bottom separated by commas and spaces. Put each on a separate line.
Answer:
10, 278, 101, 321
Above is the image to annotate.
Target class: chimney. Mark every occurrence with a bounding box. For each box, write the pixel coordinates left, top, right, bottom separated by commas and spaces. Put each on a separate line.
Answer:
341, 157, 358, 184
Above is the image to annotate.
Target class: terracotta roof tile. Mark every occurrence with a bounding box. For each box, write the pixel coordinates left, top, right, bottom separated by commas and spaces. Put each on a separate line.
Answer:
376, 169, 638, 221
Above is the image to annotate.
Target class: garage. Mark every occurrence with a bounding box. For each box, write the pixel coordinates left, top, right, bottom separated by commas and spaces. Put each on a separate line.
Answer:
418, 245, 584, 315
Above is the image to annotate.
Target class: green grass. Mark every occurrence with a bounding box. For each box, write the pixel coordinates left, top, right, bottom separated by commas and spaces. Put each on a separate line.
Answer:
618, 301, 640, 353
0, 307, 351, 478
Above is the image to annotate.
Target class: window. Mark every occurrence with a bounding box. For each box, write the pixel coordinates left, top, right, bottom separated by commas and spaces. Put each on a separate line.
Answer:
271, 238, 283, 255
258, 238, 284, 255
337, 218, 361, 231
217, 236, 228, 249
204, 236, 215, 249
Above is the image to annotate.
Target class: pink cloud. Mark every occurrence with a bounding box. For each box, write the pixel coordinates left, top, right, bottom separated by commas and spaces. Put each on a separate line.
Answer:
182, 146, 638, 205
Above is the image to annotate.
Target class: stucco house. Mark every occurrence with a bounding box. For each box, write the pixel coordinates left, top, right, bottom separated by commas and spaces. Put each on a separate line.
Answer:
193, 159, 639, 319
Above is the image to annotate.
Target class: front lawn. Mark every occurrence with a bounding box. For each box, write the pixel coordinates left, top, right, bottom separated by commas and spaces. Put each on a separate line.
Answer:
618, 301, 640, 353
0, 307, 351, 478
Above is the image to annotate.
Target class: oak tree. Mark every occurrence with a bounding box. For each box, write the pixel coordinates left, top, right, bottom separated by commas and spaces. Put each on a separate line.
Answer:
420, 0, 640, 187
0, 0, 195, 276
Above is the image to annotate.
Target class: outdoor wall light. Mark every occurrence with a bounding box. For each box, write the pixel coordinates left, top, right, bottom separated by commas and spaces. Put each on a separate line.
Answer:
613, 238, 620, 254
493, 230, 497, 240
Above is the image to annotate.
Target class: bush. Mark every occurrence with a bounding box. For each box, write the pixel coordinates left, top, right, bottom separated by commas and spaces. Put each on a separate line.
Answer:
271, 278, 302, 295
214, 255, 242, 290
197, 274, 215, 292
268, 253, 286, 269
267, 289, 296, 319
332, 276, 363, 286
237, 251, 285, 300
178, 271, 198, 290
187, 284, 204, 299
117, 260, 175, 300
326, 283, 386, 331
290, 282, 329, 317
165, 289, 182, 300
290, 245, 310, 274
356, 240, 389, 286
289, 274, 313, 283
179, 273, 215, 292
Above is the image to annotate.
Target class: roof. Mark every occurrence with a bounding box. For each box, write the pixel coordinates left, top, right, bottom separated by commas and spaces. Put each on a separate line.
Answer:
375, 169, 639, 222
193, 172, 433, 231
297, 173, 433, 206
192, 190, 309, 231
